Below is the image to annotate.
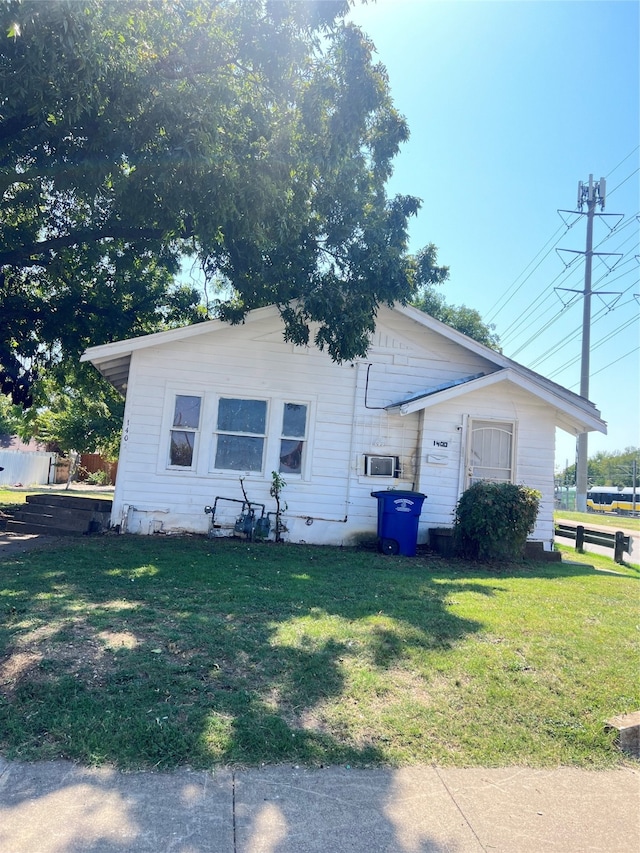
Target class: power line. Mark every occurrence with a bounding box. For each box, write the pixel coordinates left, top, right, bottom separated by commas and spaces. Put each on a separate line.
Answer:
546, 313, 640, 379
605, 145, 639, 178
490, 153, 638, 389
491, 147, 638, 329
507, 294, 581, 359
595, 208, 639, 241
591, 346, 640, 378
485, 224, 568, 324
606, 167, 640, 198
520, 274, 639, 369
492, 151, 638, 339
498, 216, 635, 349
502, 212, 636, 354
499, 262, 583, 345
503, 244, 638, 355
565, 346, 640, 389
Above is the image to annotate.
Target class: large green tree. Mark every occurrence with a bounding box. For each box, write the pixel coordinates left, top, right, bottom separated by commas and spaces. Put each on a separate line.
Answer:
0, 393, 21, 435
1, 0, 423, 408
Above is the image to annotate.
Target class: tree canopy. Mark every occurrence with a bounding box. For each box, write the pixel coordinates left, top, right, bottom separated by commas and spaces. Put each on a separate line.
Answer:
1, 0, 428, 408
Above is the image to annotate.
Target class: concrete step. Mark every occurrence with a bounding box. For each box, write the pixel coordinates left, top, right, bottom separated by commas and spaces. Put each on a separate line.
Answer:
25, 493, 112, 513
14, 505, 108, 526
4, 519, 83, 536
524, 540, 562, 562
606, 711, 640, 758
11, 510, 101, 533
7, 494, 113, 535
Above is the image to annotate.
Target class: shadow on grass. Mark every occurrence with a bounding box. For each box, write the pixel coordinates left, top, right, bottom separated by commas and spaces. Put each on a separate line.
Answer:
0, 536, 635, 771
418, 548, 640, 580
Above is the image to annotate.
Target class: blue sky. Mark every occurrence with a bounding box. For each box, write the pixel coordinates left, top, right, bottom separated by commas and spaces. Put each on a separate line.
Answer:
346, 0, 639, 472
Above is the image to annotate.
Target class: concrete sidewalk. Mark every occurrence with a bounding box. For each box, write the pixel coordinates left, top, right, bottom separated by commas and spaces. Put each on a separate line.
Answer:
0, 760, 638, 853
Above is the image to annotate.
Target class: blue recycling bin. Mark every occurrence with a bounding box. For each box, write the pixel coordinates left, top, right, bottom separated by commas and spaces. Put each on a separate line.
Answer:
371, 491, 427, 556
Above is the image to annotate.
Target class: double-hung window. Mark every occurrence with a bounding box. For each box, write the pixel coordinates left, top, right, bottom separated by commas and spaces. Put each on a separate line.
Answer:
169, 395, 201, 467
167, 393, 312, 476
279, 403, 308, 474
213, 398, 267, 472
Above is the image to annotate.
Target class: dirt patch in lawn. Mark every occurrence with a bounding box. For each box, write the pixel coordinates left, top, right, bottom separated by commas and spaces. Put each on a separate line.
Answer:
0, 531, 67, 560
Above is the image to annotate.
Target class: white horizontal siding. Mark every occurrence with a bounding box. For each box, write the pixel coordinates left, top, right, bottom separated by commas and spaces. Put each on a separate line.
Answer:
110, 310, 557, 548
415, 383, 557, 546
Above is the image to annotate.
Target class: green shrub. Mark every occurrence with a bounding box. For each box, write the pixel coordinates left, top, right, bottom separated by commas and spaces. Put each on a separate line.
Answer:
454, 482, 541, 561
86, 469, 111, 486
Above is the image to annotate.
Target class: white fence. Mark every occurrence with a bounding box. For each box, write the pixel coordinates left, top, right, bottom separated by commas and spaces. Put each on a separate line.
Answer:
0, 450, 57, 486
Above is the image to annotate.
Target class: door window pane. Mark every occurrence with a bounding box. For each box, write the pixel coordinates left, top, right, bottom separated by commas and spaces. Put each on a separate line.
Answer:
469, 420, 513, 484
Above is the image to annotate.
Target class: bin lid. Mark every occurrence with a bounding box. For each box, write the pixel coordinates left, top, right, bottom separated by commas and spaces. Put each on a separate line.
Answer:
371, 490, 427, 498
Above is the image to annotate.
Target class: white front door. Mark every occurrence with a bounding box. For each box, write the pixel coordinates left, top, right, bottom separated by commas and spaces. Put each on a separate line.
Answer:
466, 419, 515, 487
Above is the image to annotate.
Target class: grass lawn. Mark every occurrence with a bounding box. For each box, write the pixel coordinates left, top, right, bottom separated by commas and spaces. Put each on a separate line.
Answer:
0, 486, 114, 513
0, 535, 638, 771
0, 487, 42, 512
555, 510, 640, 532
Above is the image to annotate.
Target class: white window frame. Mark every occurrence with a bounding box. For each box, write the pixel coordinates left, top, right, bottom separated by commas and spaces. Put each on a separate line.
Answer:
207, 394, 315, 480
210, 396, 270, 475
157, 389, 315, 480
166, 392, 203, 471
277, 401, 310, 477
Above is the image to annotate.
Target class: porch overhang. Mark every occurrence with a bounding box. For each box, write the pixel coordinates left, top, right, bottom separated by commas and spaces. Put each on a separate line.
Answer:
386, 368, 607, 436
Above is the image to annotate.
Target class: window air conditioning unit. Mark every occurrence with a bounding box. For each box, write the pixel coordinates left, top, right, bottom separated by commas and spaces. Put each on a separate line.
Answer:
364, 455, 399, 478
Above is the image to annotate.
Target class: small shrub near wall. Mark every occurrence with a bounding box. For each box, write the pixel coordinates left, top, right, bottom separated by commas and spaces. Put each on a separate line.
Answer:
454, 482, 541, 561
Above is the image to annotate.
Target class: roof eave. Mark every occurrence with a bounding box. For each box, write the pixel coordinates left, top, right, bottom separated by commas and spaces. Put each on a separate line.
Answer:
387, 368, 606, 435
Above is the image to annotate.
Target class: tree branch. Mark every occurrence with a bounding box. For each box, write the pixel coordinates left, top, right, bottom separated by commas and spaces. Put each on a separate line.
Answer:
0, 225, 177, 268
0, 114, 39, 145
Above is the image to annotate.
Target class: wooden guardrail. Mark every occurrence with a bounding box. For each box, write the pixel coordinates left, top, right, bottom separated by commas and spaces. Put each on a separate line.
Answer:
555, 523, 630, 564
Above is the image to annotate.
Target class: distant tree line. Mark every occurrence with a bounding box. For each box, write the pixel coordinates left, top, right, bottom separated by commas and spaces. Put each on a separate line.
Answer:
559, 448, 640, 488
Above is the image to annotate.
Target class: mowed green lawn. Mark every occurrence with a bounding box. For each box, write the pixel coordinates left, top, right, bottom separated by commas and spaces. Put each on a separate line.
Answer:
0, 535, 638, 770
0, 486, 114, 512
555, 510, 640, 532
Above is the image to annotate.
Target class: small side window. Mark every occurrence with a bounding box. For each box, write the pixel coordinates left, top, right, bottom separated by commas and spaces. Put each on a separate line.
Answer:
169, 395, 201, 467
279, 403, 307, 474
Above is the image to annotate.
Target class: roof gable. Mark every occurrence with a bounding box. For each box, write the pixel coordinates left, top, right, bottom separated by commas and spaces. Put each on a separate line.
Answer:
80, 302, 606, 435
80, 306, 281, 393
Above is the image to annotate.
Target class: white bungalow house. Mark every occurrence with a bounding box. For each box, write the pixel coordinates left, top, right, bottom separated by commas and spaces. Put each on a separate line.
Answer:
81, 303, 606, 550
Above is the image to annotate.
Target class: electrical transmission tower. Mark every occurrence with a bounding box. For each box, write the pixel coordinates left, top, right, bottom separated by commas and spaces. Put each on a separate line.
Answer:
556, 175, 623, 512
